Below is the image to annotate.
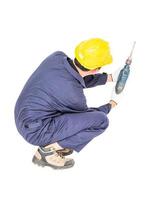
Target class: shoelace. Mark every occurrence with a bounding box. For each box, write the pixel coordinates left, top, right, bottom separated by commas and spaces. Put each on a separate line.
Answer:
40, 146, 66, 161
56, 151, 64, 159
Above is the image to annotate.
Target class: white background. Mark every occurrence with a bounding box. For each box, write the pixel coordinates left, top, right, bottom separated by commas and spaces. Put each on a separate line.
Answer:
0, 0, 164, 199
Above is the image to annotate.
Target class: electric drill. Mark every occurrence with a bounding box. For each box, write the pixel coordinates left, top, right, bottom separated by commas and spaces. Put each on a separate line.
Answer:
115, 42, 136, 94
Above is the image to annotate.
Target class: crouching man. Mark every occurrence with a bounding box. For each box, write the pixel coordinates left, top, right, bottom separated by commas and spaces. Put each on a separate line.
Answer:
14, 38, 121, 169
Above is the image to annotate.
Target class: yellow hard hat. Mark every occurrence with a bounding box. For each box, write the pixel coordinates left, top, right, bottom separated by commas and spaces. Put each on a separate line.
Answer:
75, 38, 113, 70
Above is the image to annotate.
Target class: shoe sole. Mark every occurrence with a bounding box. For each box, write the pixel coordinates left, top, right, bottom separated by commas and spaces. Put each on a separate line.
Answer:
32, 156, 75, 170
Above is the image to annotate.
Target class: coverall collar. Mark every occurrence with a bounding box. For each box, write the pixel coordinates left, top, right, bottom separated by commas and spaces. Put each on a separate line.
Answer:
63, 56, 86, 88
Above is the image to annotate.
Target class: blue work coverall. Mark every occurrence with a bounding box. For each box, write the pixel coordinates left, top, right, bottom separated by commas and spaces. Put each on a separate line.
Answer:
14, 51, 111, 152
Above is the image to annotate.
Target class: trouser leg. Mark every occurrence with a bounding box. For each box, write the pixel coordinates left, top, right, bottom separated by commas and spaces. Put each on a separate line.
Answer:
51, 110, 109, 152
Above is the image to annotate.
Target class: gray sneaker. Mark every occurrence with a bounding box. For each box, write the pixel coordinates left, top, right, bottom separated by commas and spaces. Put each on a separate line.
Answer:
32, 147, 75, 169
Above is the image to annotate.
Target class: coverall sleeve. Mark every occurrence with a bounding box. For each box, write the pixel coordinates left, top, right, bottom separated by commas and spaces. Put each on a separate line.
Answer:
87, 103, 112, 115
83, 73, 108, 88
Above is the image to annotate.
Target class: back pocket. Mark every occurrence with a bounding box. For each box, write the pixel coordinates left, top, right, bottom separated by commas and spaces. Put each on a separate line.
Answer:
24, 120, 43, 130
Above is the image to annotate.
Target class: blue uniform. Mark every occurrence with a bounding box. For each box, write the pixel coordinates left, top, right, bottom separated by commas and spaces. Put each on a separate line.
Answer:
14, 51, 111, 152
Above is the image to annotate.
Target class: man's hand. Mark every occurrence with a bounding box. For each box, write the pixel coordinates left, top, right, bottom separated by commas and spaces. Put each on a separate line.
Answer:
107, 74, 113, 82
111, 68, 121, 82
107, 68, 121, 83
109, 100, 117, 108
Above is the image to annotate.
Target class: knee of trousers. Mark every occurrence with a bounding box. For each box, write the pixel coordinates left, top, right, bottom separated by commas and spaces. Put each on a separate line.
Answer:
93, 111, 109, 130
